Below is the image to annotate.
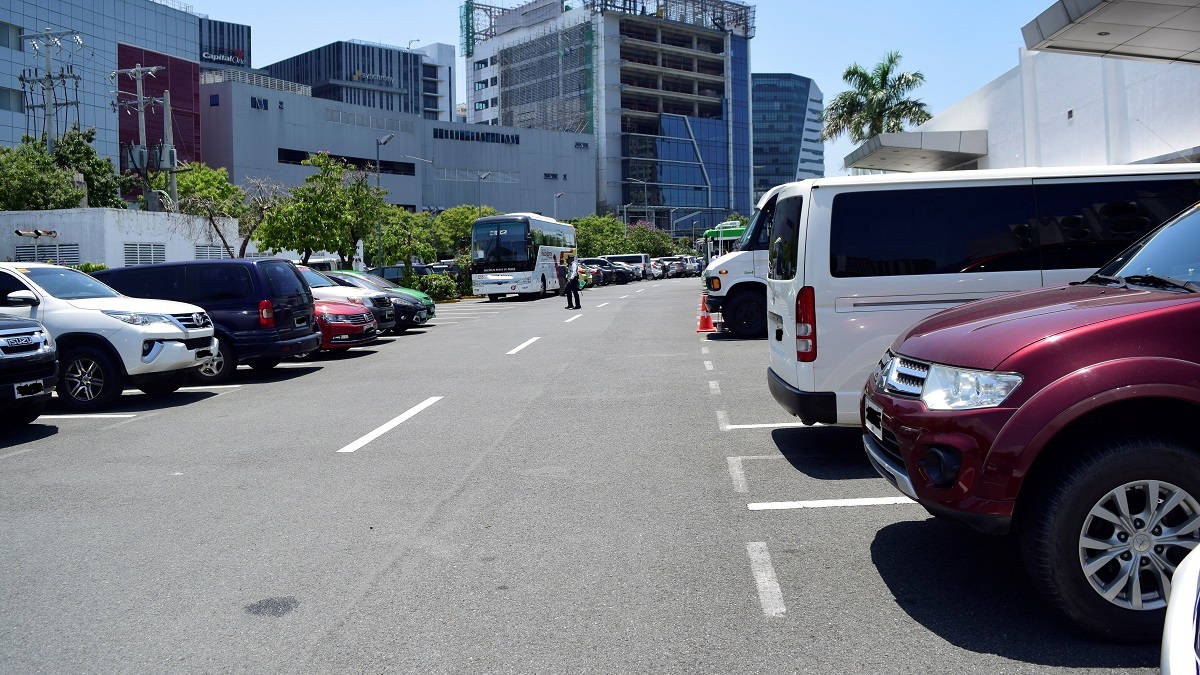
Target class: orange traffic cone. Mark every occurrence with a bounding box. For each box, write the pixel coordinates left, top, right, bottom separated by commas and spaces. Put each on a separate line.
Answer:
697, 295, 716, 332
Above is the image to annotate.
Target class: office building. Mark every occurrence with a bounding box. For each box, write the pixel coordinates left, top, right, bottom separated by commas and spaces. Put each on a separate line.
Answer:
462, 0, 755, 231
751, 73, 822, 199
198, 17, 252, 71
264, 40, 456, 121
200, 72, 596, 218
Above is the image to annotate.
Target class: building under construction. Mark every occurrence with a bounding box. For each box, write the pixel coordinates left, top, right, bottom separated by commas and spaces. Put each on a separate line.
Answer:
462, 0, 755, 232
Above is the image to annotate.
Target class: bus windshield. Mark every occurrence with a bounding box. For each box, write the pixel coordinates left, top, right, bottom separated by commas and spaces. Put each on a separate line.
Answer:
472, 221, 530, 270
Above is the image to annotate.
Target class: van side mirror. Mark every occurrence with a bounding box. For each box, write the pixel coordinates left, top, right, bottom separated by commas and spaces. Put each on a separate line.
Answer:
6, 290, 38, 306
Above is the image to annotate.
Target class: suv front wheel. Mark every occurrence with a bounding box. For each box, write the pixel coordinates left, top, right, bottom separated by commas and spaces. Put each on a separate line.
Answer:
57, 346, 124, 411
1021, 437, 1200, 642
194, 339, 235, 384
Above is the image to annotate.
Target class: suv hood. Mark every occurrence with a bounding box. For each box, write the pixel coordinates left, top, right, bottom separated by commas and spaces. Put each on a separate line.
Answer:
67, 296, 204, 315
895, 284, 1198, 369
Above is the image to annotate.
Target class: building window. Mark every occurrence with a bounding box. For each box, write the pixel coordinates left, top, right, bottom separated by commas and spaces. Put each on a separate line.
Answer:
250, 96, 269, 110
474, 101, 488, 111
209, 94, 219, 107
0, 87, 23, 113
490, 97, 498, 106
277, 147, 415, 175
474, 59, 487, 70
474, 80, 488, 91
123, 243, 166, 267
15, 243, 79, 265
490, 76, 497, 86
544, 173, 559, 180
0, 22, 22, 51
574, 141, 589, 149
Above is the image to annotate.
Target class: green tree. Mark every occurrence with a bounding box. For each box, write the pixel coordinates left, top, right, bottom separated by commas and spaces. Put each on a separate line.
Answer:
0, 137, 86, 211
254, 152, 347, 263
433, 204, 497, 257
821, 51, 932, 144
155, 162, 248, 258
365, 206, 436, 286
626, 222, 675, 257
725, 212, 750, 228
52, 126, 133, 208
339, 170, 388, 268
572, 213, 628, 257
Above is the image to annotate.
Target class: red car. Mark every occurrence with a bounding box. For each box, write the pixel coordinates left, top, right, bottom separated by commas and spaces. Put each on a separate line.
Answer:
862, 202, 1200, 641
314, 299, 377, 350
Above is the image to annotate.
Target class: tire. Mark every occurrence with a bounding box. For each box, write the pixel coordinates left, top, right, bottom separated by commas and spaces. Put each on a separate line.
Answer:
487, 294, 500, 302
138, 372, 185, 397
57, 346, 124, 411
723, 289, 767, 339
248, 358, 280, 371
540, 276, 547, 297
193, 339, 235, 384
2, 399, 46, 428
1020, 436, 1200, 642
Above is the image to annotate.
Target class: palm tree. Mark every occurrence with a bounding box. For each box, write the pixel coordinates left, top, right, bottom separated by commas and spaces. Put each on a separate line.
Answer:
821, 51, 932, 144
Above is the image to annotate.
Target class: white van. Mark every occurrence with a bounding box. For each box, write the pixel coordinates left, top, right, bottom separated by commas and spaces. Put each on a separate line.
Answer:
765, 165, 1200, 426
601, 254, 651, 280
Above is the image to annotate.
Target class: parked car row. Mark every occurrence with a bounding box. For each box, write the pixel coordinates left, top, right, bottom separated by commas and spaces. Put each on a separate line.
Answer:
755, 164, 1200, 642
0, 259, 438, 426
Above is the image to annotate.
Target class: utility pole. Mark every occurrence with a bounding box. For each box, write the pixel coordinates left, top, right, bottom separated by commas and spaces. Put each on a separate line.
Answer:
18, 28, 83, 154
162, 89, 177, 206
112, 63, 164, 210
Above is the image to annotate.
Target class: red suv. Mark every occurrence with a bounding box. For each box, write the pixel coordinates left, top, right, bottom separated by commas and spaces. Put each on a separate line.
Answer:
862, 203, 1200, 641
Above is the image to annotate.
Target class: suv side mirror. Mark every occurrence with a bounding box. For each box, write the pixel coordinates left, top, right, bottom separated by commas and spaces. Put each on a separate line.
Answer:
6, 290, 38, 306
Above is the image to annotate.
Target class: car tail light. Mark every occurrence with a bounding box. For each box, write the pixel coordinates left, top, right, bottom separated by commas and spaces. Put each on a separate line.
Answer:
258, 299, 275, 328
796, 286, 816, 362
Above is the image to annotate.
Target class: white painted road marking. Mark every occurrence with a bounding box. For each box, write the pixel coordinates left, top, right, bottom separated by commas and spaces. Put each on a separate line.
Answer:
40, 414, 137, 420
596, 302, 609, 308
704, 360, 714, 371
619, 295, 629, 299
726, 455, 785, 493
336, 396, 443, 454
708, 380, 721, 395
564, 314, 582, 323
748, 496, 917, 511
506, 337, 541, 355
746, 542, 786, 617
717, 410, 731, 431
701, 346, 710, 354
636, 288, 645, 293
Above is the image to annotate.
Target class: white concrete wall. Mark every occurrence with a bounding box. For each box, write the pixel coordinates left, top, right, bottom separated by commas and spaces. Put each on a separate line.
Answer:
921, 48, 1200, 169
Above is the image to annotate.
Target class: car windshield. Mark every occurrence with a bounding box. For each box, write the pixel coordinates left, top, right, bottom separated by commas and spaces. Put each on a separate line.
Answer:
1098, 205, 1200, 283
24, 267, 120, 299
360, 272, 401, 289
300, 267, 336, 288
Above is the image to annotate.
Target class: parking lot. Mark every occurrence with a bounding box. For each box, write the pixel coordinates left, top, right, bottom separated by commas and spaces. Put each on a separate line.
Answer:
0, 278, 1160, 672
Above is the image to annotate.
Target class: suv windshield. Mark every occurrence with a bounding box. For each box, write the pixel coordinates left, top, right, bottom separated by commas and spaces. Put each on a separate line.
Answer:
300, 267, 336, 288
360, 273, 399, 289
25, 267, 120, 299
1098, 205, 1200, 284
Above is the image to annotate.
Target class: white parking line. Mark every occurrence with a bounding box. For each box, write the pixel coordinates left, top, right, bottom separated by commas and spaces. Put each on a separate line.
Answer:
746, 542, 786, 617
636, 289, 645, 293
120, 385, 242, 393
701, 346, 710, 354
619, 295, 629, 299
506, 337, 540, 355
748, 496, 916, 511
708, 380, 721, 395
39, 413, 137, 420
336, 396, 443, 454
726, 455, 784, 493
704, 360, 714, 371
596, 302, 609, 308
716, 410, 821, 430
564, 314, 582, 323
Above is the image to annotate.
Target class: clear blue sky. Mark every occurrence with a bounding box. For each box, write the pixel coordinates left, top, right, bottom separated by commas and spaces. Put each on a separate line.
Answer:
193, 0, 1053, 175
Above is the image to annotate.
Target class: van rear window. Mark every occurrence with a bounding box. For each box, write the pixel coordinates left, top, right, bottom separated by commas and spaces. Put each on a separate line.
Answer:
767, 196, 802, 280
190, 265, 253, 302
829, 185, 1037, 278
261, 261, 308, 298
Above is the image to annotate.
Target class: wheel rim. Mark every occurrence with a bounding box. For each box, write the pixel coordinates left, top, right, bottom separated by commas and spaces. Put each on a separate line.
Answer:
199, 349, 225, 377
1078, 479, 1200, 610
65, 357, 104, 401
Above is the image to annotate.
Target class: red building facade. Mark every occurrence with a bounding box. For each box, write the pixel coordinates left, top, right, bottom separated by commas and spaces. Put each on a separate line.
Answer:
116, 44, 201, 169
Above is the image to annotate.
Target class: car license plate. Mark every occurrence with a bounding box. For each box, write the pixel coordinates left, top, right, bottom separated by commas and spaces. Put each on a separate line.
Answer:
384, 310, 394, 320
864, 398, 884, 441
14, 379, 43, 399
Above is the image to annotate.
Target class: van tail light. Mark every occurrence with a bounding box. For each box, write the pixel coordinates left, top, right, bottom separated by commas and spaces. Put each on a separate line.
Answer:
258, 299, 275, 328
796, 286, 816, 362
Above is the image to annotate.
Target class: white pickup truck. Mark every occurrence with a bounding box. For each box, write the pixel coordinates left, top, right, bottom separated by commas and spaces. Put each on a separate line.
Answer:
701, 196, 774, 338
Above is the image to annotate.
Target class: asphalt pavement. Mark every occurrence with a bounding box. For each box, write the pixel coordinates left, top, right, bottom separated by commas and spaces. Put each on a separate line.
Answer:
0, 277, 1159, 673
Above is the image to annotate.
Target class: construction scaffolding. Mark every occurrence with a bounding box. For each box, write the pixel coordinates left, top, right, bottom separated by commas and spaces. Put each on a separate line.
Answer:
499, 22, 595, 133
460, 0, 513, 58
583, 0, 755, 37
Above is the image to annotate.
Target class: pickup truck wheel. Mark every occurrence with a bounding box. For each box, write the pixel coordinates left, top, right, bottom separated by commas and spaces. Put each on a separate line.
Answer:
723, 289, 767, 339
138, 372, 185, 397
57, 346, 123, 411
248, 358, 280, 371
1020, 436, 1200, 642
193, 339, 235, 384
2, 399, 47, 428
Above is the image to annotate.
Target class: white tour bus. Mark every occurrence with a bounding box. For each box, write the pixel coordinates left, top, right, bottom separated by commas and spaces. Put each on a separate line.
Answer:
764, 164, 1200, 426
470, 212, 576, 301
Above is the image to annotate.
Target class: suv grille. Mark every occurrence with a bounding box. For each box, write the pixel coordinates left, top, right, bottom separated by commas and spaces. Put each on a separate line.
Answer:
0, 330, 45, 357
370, 295, 391, 308
877, 351, 930, 397
346, 313, 372, 325
172, 312, 212, 329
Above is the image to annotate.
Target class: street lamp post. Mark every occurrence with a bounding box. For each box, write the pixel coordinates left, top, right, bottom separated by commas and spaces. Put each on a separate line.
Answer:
375, 132, 395, 267
477, 171, 492, 219
553, 191, 564, 221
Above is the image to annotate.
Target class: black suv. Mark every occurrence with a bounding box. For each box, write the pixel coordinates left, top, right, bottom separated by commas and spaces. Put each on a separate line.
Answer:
95, 260, 321, 383
0, 314, 57, 428
581, 258, 631, 284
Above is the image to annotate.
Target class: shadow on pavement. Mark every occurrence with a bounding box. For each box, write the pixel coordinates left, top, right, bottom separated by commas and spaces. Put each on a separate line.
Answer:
871, 519, 1158, 669
47, 390, 220, 414
0, 423, 57, 449
703, 332, 764, 341
770, 427, 878, 480
233, 366, 323, 383
302, 350, 376, 363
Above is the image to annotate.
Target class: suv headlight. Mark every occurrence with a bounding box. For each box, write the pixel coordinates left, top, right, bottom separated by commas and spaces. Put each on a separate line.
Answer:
102, 310, 174, 326
38, 330, 54, 351
920, 364, 1022, 410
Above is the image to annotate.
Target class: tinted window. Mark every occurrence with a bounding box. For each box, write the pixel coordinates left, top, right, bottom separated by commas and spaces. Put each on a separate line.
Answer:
189, 265, 253, 302
768, 195, 804, 280
103, 266, 186, 300
829, 185, 1036, 278
1034, 178, 1200, 270
0, 270, 29, 304
261, 261, 308, 297
298, 267, 335, 288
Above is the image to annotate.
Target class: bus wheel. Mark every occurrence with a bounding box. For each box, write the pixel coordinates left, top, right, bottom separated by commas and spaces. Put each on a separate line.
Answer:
540, 276, 547, 297
488, 294, 501, 302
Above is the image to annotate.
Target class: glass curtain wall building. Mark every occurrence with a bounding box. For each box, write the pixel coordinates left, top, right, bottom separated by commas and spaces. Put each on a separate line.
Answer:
752, 73, 823, 200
